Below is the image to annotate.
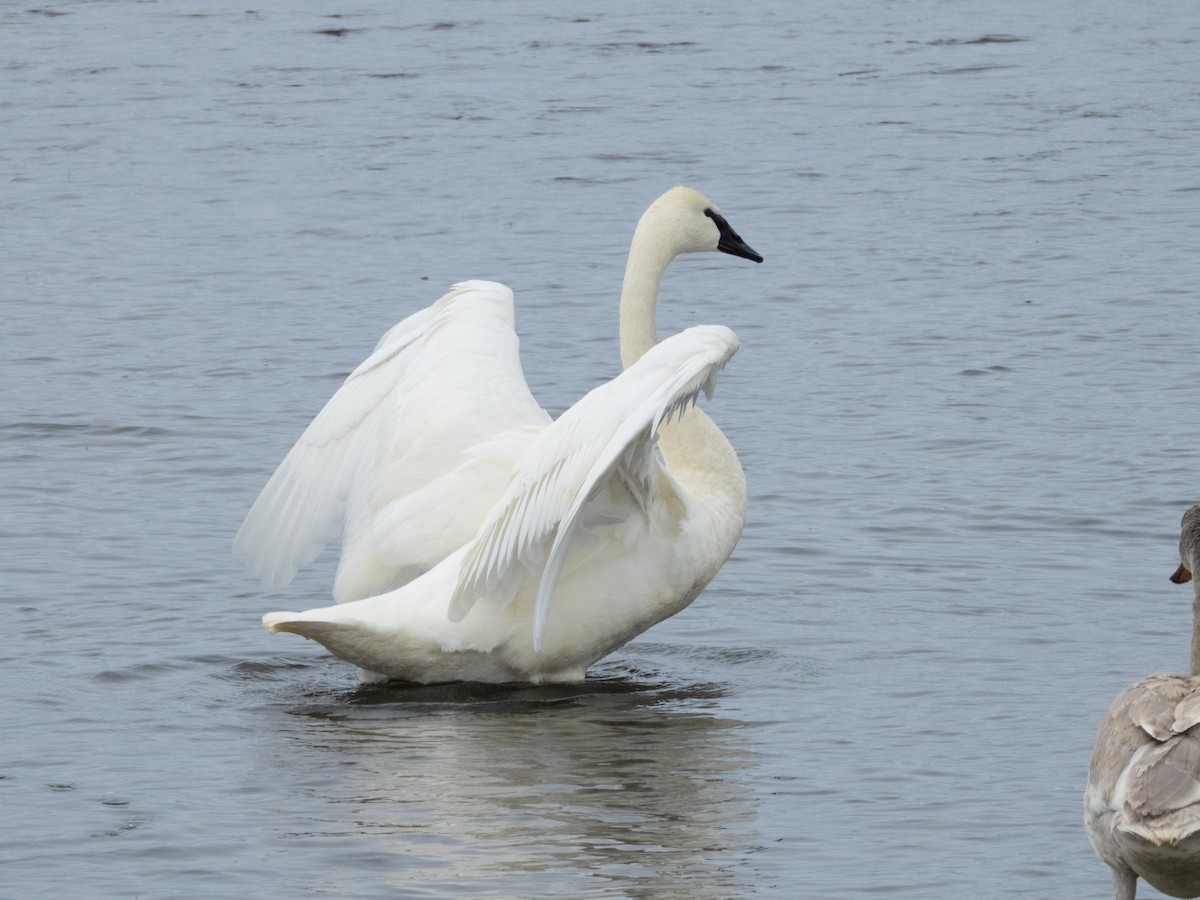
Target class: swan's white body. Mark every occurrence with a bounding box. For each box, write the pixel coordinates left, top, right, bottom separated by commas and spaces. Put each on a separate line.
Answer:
1085, 506, 1200, 900
235, 187, 762, 683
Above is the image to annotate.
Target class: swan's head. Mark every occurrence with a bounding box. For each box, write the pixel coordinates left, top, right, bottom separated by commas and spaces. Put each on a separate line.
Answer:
1172, 504, 1200, 584
640, 186, 763, 263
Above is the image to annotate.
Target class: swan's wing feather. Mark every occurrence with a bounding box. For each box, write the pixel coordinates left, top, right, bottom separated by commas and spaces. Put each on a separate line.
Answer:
232, 309, 433, 589
1124, 674, 1194, 742
449, 325, 739, 648
234, 281, 549, 592
1175, 689, 1200, 734
1091, 676, 1200, 829
1122, 735, 1200, 839
1112, 677, 1200, 843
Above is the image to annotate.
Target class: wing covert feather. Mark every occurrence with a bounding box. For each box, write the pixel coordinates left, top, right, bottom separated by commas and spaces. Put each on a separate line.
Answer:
1094, 674, 1200, 844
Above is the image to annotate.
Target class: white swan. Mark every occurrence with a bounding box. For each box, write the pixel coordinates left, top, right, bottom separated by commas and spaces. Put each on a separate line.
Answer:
235, 186, 762, 683
1085, 504, 1200, 900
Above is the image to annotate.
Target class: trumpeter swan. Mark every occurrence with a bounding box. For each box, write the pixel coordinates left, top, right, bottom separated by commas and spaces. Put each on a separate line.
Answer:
1085, 505, 1200, 899
235, 187, 762, 683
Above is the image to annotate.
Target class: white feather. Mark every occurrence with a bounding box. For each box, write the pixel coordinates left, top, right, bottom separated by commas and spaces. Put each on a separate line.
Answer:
448, 325, 736, 647
234, 281, 550, 600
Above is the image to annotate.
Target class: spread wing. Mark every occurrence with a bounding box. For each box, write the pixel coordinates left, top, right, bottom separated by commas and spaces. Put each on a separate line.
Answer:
234, 281, 551, 599
448, 324, 739, 649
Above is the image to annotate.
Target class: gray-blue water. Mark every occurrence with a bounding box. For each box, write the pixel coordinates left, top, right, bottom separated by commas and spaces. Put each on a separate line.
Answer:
3, 1, 1198, 896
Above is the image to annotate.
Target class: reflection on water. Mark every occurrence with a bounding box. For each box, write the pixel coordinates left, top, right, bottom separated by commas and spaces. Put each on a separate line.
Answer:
270, 666, 759, 897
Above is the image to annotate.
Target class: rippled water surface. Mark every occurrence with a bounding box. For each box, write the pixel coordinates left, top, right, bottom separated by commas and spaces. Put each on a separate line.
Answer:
3, 1, 1199, 896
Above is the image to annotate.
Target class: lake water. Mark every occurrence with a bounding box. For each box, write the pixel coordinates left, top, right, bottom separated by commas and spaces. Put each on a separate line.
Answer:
3, 1, 1198, 896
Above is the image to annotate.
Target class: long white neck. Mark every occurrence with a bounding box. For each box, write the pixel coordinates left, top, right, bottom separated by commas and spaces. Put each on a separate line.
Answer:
616, 208, 747, 536
618, 213, 675, 369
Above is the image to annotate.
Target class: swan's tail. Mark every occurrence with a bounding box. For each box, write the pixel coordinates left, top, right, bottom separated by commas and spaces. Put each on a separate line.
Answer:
263, 610, 316, 635
262, 609, 369, 654
263, 607, 406, 683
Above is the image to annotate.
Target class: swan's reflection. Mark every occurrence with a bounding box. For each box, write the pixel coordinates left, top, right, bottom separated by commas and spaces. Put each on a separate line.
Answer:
270, 659, 759, 897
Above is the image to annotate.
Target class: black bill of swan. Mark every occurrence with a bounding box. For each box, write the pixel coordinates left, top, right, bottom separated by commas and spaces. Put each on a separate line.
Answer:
705, 208, 763, 262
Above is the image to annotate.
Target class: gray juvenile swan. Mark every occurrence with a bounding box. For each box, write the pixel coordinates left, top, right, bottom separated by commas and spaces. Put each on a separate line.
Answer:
234, 187, 762, 683
1085, 504, 1200, 899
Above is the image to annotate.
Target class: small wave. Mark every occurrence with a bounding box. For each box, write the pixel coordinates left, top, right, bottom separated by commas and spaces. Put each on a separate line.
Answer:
91, 661, 192, 683
0, 422, 175, 440
927, 35, 1027, 46
212, 656, 321, 682
598, 41, 698, 53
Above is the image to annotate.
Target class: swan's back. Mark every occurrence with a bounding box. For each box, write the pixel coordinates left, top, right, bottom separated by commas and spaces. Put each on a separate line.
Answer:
1086, 673, 1200, 899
